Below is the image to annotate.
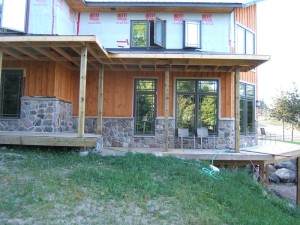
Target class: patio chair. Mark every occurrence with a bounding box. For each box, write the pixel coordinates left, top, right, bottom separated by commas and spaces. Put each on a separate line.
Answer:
197, 127, 215, 149
259, 127, 276, 144
178, 128, 195, 149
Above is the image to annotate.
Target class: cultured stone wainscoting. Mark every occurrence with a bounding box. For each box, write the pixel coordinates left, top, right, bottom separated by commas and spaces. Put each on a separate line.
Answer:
71, 117, 258, 149
217, 119, 258, 149
72, 117, 176, 148
0, 97, 73, 132
189, 119, 257, 150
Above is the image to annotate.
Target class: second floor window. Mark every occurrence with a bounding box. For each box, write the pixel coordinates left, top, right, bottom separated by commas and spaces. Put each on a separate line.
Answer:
131, 18, 166, 48
183, 20, 202, 48
236, 24, 255, 54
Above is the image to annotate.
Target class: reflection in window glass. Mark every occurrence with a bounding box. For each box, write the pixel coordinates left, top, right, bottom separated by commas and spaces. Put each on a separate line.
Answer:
134, 79, 156, 135
199, 95, 217, 133
246, 30, 255, 54
177, 95, 195, 132
199, 80, 218, 93
177, 80, 195, 93
0, 70, 23, 118
236, 25, 255, 54
246, 84, 255, 96
184, 20, 201, 48
236, 25, 245, 54
240, 82, 255, 135
131, 21, 148, 47
176, 79, 218, 135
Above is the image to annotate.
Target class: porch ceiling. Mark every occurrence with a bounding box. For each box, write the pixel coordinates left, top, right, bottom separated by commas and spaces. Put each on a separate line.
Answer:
0, 35, 270, 72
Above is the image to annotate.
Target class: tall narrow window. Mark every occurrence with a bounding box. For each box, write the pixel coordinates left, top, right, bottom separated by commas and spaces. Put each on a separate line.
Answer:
154, 18, 166, 48
236, 24, 255, 54
0, 70, 24, 118
176, 79, 218, 135
240, 83, 255, 135
183, 20, 201, 48
134, 79, 156, 135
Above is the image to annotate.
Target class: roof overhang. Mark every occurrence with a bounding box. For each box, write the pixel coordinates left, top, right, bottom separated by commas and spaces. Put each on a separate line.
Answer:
0, 35, 270, 72
66, 0, 264, 13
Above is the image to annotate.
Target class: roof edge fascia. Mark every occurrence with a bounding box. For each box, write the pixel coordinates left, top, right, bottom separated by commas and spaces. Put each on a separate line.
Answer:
84, 1, 244, 8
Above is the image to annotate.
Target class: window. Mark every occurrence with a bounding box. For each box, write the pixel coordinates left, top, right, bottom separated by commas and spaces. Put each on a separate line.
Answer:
236, 24, 255, 54
240, 83, 255, 135
183, 20, 202, 48
0, 70, 24, 118
0, 0, 28, 33
176, 80, 218, 135
131, 19, 166, 48
134, 79, 156, 135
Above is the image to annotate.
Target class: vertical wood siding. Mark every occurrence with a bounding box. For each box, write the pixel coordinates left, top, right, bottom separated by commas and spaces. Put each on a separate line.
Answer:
235, 4, 257, 31
235, 5, 258, 88
3, 61, 237, 119
3, 61, 56, 97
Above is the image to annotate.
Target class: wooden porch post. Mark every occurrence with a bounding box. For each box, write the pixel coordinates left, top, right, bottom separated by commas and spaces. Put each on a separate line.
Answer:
0, 51, 3, 103
164, 66, 170, 151
234, 67, 240, 153
78, 46, 88, 137
297, 156, 300, 206
97, 64, 104, 135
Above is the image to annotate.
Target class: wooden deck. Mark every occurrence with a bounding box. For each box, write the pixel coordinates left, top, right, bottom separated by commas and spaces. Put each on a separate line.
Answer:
103, 142, 300, 163
0, 131, 101, 148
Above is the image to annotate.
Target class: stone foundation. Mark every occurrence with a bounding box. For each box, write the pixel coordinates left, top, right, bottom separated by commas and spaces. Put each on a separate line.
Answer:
0, 97, 73, 132
0, 97, 258, 149
72, 117, 176, 148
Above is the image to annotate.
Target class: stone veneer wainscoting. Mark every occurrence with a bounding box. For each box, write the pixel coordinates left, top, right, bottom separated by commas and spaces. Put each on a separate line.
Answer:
72, 117, 176, 148
0, 97, 258, 149
0, 97, 73, 132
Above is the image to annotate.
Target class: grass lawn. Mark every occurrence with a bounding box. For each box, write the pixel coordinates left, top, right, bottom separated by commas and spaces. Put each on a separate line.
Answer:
0, 147, 299, 225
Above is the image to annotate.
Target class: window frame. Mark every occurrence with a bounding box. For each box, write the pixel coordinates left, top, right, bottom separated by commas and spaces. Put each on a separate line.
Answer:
0, 69, 24, 118
130, 19, 166, 48
183, 20, 202, 49
235, 24, 255, 54
175, 79, 219, 135
134, 78, 157, 135
239, 82, 255, 135
130, 20, 149, 48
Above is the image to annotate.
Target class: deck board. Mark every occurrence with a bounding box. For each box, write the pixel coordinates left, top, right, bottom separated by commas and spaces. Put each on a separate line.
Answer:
102, 142, 300, 163
0, 131, 101, 147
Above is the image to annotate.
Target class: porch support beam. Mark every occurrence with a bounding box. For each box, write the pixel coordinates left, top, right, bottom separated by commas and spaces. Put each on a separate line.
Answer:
234, 67, 240, 153
297, 157, 300, 206
164, 66, 170, 151
97, 64, 104, 135
0, 50, 2, 114
78, 46, 88, 137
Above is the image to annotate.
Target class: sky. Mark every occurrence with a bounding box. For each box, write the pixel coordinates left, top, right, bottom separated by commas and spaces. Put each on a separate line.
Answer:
257, 0, 300, 104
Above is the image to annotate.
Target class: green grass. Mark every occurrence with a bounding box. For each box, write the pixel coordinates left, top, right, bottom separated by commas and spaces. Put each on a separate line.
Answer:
0, 147, 299, 225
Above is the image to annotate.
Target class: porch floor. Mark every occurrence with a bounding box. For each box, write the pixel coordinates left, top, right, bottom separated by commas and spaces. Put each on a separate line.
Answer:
0, 131, 101, 148
102, 142, 300, 164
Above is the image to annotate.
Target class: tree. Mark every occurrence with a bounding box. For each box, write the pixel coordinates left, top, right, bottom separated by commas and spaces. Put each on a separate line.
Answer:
286, 84, 300, 141
270, 83, 300, 141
